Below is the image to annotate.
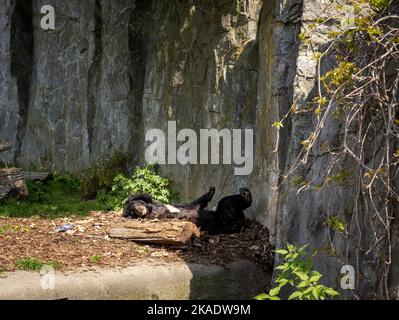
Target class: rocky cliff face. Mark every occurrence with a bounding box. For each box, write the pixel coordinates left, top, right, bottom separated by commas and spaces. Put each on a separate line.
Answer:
0, 0, 398, 298
0, 0, 300, 218
0, 0, 290, 215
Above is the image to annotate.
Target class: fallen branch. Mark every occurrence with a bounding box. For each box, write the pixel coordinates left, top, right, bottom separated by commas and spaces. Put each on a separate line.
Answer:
109, 220, 200, 246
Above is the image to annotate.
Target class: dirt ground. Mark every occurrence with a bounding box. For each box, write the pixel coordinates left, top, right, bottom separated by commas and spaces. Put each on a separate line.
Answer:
0, 211, 274, 273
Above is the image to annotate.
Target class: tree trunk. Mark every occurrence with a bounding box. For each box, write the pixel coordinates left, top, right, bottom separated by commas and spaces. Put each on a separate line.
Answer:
0, 141, 12, 154
109, 220, 200, 246
0, 168, 29, 200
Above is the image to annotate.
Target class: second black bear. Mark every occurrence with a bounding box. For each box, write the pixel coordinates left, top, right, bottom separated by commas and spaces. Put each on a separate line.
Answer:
211, 188, 252, 234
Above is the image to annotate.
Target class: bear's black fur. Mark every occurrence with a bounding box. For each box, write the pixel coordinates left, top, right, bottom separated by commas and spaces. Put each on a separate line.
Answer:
187, 186, 215, 210
212, 188, 252, 234
122, 187, 252, 235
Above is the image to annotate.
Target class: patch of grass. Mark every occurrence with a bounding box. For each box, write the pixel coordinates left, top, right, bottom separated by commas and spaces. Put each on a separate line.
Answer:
15, 258, 61, 271
0, 172, 108, 218
90, 255, 102, 263
0, 195, 106, 218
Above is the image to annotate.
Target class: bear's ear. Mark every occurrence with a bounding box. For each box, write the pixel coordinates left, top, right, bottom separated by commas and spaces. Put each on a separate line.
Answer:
240, 188, 252, 204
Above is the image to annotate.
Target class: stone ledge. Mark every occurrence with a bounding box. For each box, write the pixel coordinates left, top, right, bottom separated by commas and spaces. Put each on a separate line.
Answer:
0, 260, 270, 300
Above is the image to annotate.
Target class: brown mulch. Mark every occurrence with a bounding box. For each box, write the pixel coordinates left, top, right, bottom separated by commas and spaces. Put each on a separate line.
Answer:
185, 221, 274, 272
0, 211, 274, 273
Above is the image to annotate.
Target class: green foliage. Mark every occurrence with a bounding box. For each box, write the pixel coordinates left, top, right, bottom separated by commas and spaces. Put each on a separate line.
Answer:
100, 164, 178, 210
16, 257, 61, 271
321, 62, 357, 89
90, 255, 102, 263
256, 244, 340, 300
327, 169, 353, 185
0, 224, 30, 234
0, 161, 13, 169
81, 152, 129, 199
0, 161, 176, 217
0, 172, 107, 217
298, 31, 311, 44
272, 121, 284, 129
292, 176, 307, 187
367, 0, 390, 11
235, 0, 241, 14
300, 139, 311, 150
326, 216, 346, 233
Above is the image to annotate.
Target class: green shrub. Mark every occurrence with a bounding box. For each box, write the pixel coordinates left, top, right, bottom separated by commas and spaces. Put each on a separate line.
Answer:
81, 152, 129, 199
100, 164, 178, 210
256, 244, 340, 300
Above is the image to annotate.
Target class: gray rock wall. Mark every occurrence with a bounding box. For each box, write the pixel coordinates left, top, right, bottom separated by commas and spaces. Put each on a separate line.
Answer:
0, 0, 275, 213
0, 0, 397, 298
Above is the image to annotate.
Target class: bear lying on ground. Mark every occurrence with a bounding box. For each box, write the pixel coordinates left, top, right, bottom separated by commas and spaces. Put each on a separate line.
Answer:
122, 186, 252, 235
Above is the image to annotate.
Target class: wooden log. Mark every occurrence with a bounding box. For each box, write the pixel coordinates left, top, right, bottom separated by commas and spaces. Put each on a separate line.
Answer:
0, 141, 12, 154
23, 171, 52, 182
0, 168, 29, 200
109, 220, 200, 246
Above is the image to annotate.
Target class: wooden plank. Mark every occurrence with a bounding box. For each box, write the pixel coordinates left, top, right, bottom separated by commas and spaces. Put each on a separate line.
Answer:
23, 171, 51, 182
0, 168, 28, 200
109, 220, 200, 246
0, 141, 12, 154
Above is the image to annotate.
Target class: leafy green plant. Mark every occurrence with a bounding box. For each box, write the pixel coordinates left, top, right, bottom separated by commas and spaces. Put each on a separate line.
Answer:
326, 216, 346, 234
256, 244, 340, 300
100, 164, 178, 210
322, 61, 357, 87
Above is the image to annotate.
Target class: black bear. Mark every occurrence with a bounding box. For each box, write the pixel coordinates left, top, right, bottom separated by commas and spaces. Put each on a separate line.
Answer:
182, 186, 215, 210
122, 187, 216, 221
212, 187, 252, 234
122, 186, 252, 235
